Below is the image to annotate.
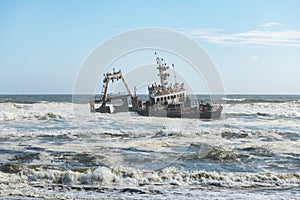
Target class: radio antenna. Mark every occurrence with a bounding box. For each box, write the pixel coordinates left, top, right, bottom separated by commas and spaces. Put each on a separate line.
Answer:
172, 63, 177, 87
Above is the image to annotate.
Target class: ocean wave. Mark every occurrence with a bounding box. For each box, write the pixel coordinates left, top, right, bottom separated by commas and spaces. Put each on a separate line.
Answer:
2, 167, 300, 200
0, 102, 74, 121
227, 112, 300, 120
225, 102, 300, 119
0, 99, 37, 104
222, 97, 246, 102
290, 100, 300, 104
0, 111, 64, 121
27, 166, 300, 188
222, 97, 288, 104
0, 101, 73, 108
182, 144, 238, 161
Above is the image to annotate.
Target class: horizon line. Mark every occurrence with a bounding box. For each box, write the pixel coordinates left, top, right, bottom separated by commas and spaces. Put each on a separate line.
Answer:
1, 93, 300, 96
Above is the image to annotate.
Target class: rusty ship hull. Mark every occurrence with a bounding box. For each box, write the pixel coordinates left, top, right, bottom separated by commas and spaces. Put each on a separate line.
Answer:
134, 103, 223, 119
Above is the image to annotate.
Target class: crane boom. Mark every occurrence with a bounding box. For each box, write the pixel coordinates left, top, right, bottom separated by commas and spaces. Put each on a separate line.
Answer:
100, 70, 133, 110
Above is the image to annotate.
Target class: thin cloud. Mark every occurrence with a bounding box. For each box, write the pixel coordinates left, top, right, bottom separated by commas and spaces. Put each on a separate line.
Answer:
251, 56, 259, 60
261, 22, 280, 27
185, 28, 300, 48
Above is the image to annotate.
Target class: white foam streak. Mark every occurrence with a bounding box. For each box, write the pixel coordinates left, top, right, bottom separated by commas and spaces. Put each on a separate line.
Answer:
222, 97, 246, 102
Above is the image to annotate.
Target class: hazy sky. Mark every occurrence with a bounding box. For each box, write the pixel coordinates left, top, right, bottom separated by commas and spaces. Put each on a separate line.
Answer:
1, 0, 300, 94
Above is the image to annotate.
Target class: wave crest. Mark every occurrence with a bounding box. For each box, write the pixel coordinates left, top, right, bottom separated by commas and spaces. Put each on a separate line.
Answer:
28, 166, 300, 188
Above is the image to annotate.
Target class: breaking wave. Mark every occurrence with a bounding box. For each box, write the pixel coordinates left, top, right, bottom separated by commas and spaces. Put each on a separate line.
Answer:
222, 97, 246, 102
225, 102, 300, 119
0, 102, 73, 121
222, 96, 300, 104
28, 166, 300, 188
0, 111, 64, 121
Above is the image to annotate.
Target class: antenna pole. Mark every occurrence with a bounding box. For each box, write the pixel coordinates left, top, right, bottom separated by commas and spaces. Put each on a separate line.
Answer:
172, 64, 177, 87
155, 52, 169, 90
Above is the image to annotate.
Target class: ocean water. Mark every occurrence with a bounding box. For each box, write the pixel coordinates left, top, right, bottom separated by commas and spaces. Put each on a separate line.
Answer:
0, 94, 300, 199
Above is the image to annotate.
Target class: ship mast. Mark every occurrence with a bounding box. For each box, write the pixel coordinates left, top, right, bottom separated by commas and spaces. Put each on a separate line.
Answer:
172, 63, 178, 88
155, 52, 169, 91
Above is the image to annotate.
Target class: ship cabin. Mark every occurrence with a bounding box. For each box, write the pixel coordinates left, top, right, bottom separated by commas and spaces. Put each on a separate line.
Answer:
155, 90, 186, 105
148, 84, 186, 105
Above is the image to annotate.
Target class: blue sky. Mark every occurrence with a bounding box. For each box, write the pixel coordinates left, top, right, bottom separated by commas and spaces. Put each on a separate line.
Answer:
1, 0, 300, 94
